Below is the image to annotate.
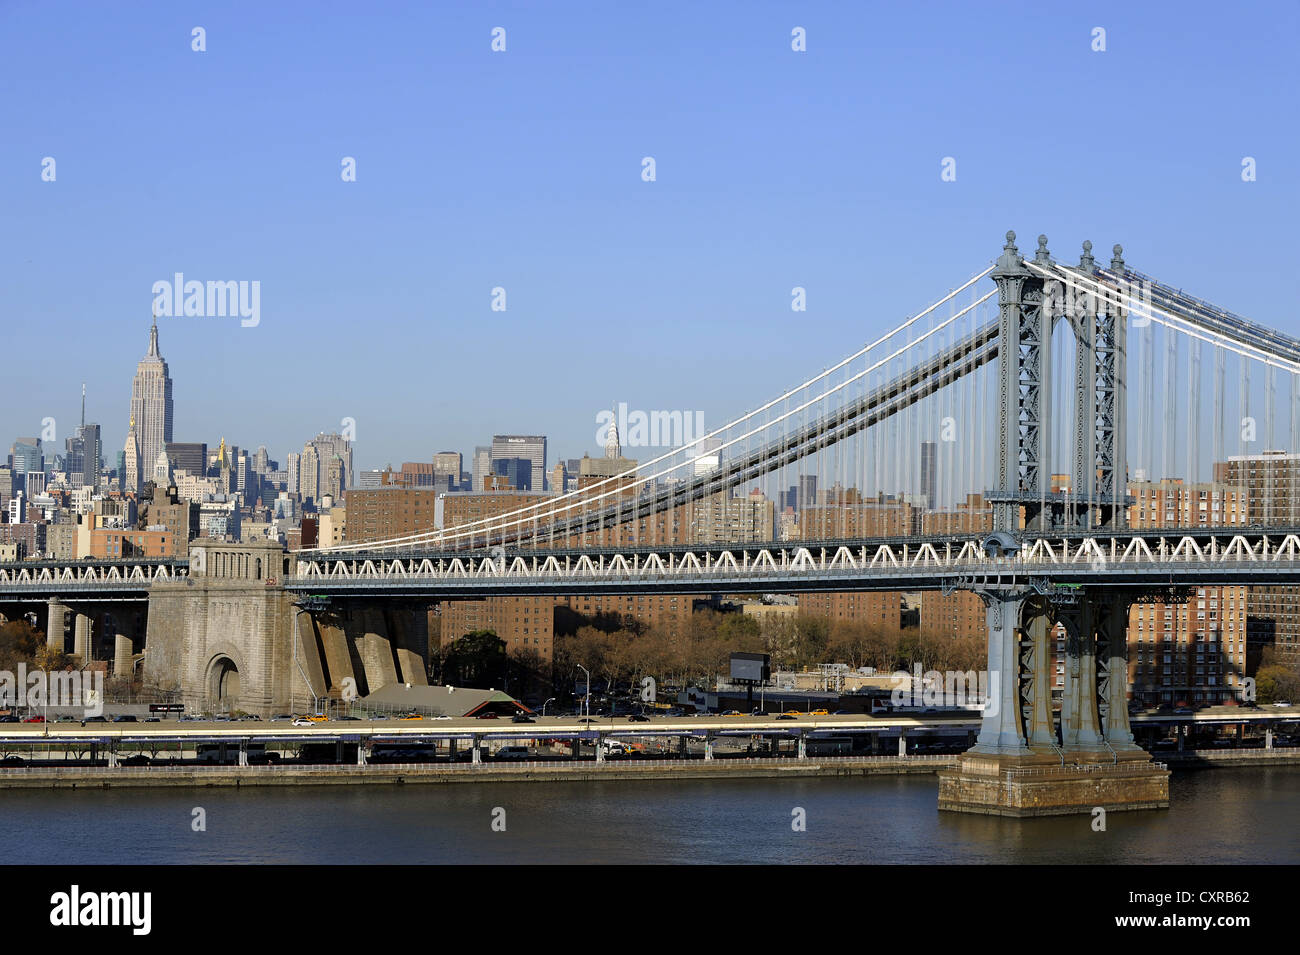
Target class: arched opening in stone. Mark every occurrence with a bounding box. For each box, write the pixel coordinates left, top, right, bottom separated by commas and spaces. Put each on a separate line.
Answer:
208, 656, 241, 712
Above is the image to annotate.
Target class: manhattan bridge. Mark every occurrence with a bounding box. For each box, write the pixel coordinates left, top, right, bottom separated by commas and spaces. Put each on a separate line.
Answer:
6, 231, 1300, 812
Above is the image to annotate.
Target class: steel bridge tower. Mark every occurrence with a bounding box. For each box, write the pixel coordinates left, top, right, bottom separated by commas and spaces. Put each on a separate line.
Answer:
939, 231, 1166, 817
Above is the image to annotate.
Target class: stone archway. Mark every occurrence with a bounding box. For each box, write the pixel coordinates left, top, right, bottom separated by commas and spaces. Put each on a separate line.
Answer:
207, 655, 241, 712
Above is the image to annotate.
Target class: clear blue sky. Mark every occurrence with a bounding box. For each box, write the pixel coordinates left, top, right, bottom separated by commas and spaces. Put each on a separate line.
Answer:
2, 1, 1297, 473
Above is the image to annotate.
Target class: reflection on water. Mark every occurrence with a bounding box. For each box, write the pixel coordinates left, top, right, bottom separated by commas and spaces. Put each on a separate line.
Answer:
6, 768, 1297, 864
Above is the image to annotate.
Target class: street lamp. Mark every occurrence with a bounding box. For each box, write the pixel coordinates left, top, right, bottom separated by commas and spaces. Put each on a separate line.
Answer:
542, 697, 556, 716
576, 665, 591, 718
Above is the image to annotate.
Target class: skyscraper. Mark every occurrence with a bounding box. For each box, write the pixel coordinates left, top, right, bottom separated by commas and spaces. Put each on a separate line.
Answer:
472, 446, 492, 492
490, 435, 547, 493
920, 441, 938, 509
129, 317, 174, 478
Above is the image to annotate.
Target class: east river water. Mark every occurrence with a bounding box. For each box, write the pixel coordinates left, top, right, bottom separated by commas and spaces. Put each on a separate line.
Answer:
5, 767, 1297, 864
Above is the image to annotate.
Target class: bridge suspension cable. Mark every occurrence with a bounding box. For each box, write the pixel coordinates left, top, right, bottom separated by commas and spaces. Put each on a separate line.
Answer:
303, 265, 997, 553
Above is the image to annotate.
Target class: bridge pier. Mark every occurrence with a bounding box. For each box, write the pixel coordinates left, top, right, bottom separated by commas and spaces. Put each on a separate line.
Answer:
46, 600, 69, 652
939, 586, 1168, 816
113, 631, 134, 681
73, 612, 92, 660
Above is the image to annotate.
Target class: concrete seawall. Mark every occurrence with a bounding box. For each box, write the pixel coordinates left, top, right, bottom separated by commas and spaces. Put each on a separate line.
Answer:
0, 756, 954, 790
0, 749, 1295, 790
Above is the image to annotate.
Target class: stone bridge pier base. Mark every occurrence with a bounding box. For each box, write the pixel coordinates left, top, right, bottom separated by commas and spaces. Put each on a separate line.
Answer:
938, 587, 1169, 817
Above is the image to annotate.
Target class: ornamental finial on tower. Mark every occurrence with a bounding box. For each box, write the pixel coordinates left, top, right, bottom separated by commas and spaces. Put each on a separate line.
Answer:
1111, 243, 1125, 272
1034, 234, 1052, 265
1079, 239, 1095, 272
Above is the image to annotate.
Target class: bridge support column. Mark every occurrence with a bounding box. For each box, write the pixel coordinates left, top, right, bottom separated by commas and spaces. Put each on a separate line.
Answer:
1099, 598, 1143, 754
317, 616, 356, 695
390, 609, 429, 687
970, 591, 1030, 756
73, 613, 91, 659
113, 632, 134, 681
471, 736, 482, 764
1266, 728, 1274, 751
704, 737, 714, 760
797, 736, 806, 760
897, 731, 906, 757
238, 739, 249, 767
358, 608, 399, 693
595, 737, 605, 763
46, 600, 69, 651
1023, 601, 1056, 752
1061, 603, 1107, 755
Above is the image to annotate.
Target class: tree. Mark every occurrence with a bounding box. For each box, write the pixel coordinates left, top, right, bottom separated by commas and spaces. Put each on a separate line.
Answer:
440, 630, 508, 689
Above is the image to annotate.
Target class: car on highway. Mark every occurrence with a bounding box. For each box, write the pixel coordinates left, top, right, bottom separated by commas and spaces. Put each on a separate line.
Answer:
431, 714, 452, 720
269, 714, 293, 722
308, 713, 330, 722
475, 712, 498, 720
720, 710, 744, 717
0, 716, 18, 723
291, 718, 314, 727
775, 713, 797, 721
511, 714, 535, 724
336, 715, 360, 721
809, 709, 831, 716
22, 716, 44, 723
576, 717, 598, 724
627, 713, 650, 722
782, 711, 805, 717
112, 715, 138, 722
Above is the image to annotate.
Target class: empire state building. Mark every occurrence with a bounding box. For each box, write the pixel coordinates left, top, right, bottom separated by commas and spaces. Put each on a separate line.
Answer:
126, 317, 174, 490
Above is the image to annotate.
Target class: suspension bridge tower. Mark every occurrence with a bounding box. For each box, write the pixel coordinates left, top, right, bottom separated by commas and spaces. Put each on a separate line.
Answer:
938, 231, 1169, 816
